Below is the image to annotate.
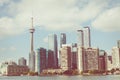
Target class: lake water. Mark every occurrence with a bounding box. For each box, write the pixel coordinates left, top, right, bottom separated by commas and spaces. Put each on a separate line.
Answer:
0, 75, 120, 80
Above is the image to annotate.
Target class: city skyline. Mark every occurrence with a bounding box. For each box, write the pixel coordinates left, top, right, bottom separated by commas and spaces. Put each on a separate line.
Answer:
0, 0, 120, 63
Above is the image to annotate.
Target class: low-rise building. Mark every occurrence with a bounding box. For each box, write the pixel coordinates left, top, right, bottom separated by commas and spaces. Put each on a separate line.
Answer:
0, 61, 29, 76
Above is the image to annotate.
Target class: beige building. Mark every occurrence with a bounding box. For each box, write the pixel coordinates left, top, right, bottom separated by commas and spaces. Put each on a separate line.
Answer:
60, 45, 72, 70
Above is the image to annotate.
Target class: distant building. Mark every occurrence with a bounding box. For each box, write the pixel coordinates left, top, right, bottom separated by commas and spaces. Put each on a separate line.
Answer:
60, 33, 66, 48
18, 57, 27, 66
35, 48, 47, 74
112, 47, 120, 69
48, 34, 58, 68
0, 61, 29, 76
60, 45, 72, 70
77, 47, 99, 72
98, 50, 107, 71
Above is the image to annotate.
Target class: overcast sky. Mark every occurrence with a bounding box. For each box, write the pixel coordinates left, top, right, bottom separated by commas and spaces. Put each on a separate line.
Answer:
0, 0, 120, 63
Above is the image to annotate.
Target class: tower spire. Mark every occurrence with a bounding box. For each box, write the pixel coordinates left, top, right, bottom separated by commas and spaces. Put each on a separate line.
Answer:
31, 17, 33, 28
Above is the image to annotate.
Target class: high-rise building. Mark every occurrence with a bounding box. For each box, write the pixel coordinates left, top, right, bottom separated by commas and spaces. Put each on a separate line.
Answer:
60, 45, 72, 70
77, 30, 84, 47
18, 57, 27, 66
117, 40, 120, 48
48, 34, 58, 68
98, 50, 107, 71
60, 33, 66, 48
83, 27, 91, 48
35, 48, 46, 74
29, 17, 35, 72
112, 47, 120, 69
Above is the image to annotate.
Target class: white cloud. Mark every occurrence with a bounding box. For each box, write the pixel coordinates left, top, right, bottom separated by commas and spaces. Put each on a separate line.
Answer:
92, 7, 120, 32
0, 0, 119, 39
0, 0, 12, 6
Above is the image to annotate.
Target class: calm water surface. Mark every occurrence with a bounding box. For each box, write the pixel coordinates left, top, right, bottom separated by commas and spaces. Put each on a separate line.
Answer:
0, 75, 120, 80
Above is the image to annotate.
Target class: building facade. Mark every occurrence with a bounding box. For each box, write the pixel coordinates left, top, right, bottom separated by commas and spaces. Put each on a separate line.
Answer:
36, 48, 47, 74
48, 34, 58, 68
60, 45, 72, 70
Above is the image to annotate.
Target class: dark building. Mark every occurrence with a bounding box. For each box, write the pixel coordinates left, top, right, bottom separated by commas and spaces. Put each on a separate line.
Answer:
36, 48, 47, 74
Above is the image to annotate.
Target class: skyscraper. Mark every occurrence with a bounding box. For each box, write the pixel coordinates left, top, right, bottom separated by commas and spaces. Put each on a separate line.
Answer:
18, 57, 27, 66
83, 27, 91, 48
29, 17, 35, 72
48, 34, 58, 68
35, 48, 46, 74
60, 33, 66, 48
77, 30, 84, 47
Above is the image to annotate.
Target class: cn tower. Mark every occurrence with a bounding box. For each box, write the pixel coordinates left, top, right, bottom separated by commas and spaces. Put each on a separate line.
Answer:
29, 17, 35, 72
